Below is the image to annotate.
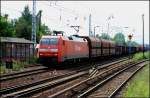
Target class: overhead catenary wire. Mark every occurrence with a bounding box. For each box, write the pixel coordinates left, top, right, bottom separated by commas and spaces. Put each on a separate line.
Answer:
39, 2, 78, 25
40, 1, 90, 21
2, 1, 89, 26
2, 6, 69, 30
46, 1, 79, 16
39, 2, 88, 32
2, 1, 92, 36
40, 2, 79, 22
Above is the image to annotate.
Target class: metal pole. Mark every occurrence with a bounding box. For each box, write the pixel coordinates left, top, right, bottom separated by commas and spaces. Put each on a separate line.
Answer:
129, 40, 131, 59
107, 16, 110, 40
0, 0, 1, 17
107, 22, 109, 38
94, 27, 95, 37
128, 34, 132, 60
94, 26, 100, 37
102, 26, 103, 33
32, 0, 36, 44
142, 14, 144, 57
59, 8, 62, 22
89, 14, 91, 37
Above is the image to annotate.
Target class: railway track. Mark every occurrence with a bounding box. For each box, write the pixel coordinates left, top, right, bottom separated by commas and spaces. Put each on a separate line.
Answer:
0, 66, 48, 82
0, 57, 128, 98
46, 59, 148, 98
0, 57, 126, 82
77, 60, 148, 98
24, 64, 42, 68
47, 59, 133, 98
109, 61, 147, 98
0, 58, 126, 97
48, 61, 148, 98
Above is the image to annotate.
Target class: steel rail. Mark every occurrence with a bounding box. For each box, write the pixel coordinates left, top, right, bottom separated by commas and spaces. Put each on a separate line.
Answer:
0, 57, 126, 82
0, 68, 48, 82
108, 61, 147, 98
0, 66, 45, 77
0, 66, 89, 95
0, 57, 127, 96
2, 71, 88, 98
48, 59, 131, 98
2, 58, 127, 96
77, 60, 148, 98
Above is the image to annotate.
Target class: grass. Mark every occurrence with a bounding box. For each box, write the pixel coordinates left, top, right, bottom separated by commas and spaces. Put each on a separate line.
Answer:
12, 60, 25, 71
0, 57, 39, 74
132, 51, 150, 62
0, 65, 8, 74
123, 64, 149, 97
0, 60, 26, 74
123, 51, 150, 97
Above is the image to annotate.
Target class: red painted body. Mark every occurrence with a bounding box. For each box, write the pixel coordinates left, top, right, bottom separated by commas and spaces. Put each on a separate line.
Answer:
39, 35, 89, 63
61, 39, 89, 62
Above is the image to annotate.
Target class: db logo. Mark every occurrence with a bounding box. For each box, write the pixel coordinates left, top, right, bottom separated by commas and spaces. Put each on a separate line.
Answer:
75, 45, 81, 51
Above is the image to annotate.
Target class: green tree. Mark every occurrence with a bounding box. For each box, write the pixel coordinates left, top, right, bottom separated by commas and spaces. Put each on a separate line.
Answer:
114, 32, 125, 45
126, 41, 139, 47
0, 5, 51, 42
36, 24, 51, 43
15, 6, 32, 40
0, 14, 16, 37
15, 6, 51, 43
36, 10, 51, 43
100, 33, 111, 40
96, 34, 100, 38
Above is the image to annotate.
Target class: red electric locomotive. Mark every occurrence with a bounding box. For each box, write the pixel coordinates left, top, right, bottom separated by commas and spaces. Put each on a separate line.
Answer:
38, 34, 89, 64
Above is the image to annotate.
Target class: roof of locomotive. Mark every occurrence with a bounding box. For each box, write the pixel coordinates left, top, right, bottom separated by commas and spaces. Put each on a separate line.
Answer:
41, 35, 60, 39
41, 35, 88, 42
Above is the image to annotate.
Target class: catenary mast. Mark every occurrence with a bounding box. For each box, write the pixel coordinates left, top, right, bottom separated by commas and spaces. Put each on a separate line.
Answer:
32, 0, 36, 44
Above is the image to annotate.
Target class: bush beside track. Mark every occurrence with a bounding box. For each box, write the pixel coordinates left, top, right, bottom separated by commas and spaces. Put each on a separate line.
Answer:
122, 51, 150, 97
0, 61, 25, 74
0, 57, 38, 74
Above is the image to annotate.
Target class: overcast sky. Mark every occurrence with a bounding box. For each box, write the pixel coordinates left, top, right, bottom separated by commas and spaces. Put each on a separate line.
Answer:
1, 1, 149, 44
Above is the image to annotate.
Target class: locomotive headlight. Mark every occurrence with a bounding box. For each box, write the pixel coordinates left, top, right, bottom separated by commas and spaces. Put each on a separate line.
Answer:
50, 49, 58, 52
39, 48, 48, 52
39, 48, 58, 52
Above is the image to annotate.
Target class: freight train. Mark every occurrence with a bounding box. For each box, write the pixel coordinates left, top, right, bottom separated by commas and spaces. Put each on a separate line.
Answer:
38, 31, 143, 65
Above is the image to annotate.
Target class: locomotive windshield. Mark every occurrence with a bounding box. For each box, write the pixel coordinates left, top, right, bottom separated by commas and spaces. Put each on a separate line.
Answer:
40, 38, 58, 45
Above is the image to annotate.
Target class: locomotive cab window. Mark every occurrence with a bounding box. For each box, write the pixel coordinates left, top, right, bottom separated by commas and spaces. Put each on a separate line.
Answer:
40, 38, 58, 45
40, 38, 50, 45
50, 38, 58, 45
